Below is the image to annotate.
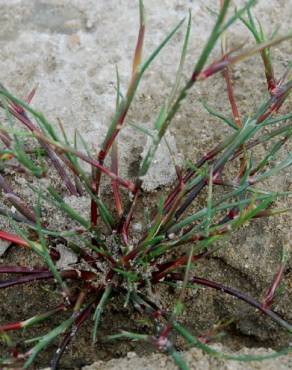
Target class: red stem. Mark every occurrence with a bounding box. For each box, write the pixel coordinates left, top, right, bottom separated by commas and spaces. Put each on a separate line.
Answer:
0, 305, 65, 332
0, 174, 36, 223
121, 188, 140, 245
51, 300, 96, 370
111, 142, 123, 217
262, 264, 285, 309
0, 266, 47, 274
90, 167, 99, 227
151, 252, 206, 283
91, 9, 145, 220
0, 231, 29, 247
260, 49, 276, 94
168, 273, 292, 332
222, 66, 241, 128
0, 269, 97, 289
8, 105, 78, 196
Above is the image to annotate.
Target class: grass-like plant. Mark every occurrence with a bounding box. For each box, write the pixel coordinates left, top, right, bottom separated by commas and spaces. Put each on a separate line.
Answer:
0, 1, 291, 369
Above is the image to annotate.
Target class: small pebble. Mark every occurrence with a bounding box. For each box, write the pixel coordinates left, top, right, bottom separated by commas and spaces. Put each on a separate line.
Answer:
127, 352, 136, 359
132, 222, 142, 232
0, 239, 10, 257
86, 19, 94, 30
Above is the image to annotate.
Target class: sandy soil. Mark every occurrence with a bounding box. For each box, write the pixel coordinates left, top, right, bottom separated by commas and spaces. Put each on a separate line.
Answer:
0, 0, 291, 369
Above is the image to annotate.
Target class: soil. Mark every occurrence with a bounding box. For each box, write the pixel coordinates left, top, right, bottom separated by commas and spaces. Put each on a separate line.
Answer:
0, 0, 291, 369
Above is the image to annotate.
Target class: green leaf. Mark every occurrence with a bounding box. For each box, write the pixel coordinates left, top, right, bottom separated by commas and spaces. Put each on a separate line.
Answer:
168, 346, 190, 370
107, 330, 149, 341
201, 100, 238, 130
92, 285, 112, 343
253, 153, 292, 183
24, 317, 74, 368
173, 321, 292, 361
47, 186, 90, 229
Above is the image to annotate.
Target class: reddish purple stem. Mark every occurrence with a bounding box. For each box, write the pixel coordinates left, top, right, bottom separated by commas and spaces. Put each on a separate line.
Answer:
168, 273, 292, 332
262, 264, 285, 309
0, 269, 97, 289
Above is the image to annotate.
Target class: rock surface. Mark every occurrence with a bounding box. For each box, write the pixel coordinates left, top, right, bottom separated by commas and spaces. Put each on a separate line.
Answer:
82, 346, 292, 370
1, 0, 290, 188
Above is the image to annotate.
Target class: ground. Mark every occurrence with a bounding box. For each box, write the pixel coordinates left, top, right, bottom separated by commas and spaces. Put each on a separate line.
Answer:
0, 0, 291, 369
